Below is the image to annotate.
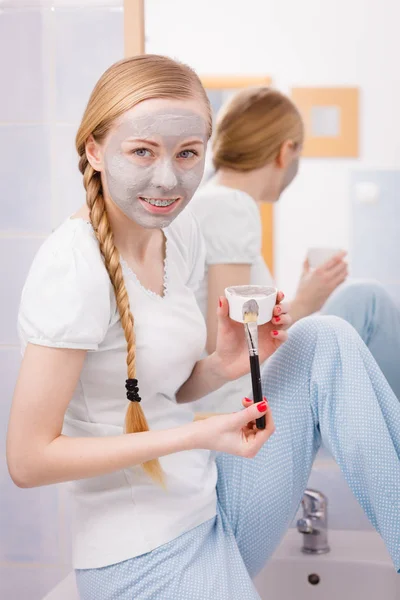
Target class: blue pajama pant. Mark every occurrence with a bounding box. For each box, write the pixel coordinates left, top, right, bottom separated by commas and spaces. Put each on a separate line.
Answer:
322, 279, 400, 399
76, 316, 400, 599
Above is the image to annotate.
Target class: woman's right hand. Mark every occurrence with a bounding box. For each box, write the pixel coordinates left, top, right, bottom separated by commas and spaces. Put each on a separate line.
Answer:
195, 399, 275, 458
291, 251, 348, 322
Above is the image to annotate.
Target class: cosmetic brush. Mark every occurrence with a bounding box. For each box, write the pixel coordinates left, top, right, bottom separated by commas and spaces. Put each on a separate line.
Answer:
242, 299, 265, 430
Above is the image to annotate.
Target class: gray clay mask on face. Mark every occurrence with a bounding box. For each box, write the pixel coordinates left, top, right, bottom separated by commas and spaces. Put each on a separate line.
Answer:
103, 109, 208, 228
281, 155, 300, 193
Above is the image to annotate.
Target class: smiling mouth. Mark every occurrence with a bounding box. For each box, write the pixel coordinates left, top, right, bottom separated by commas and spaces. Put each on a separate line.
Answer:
139, 196, 179, 207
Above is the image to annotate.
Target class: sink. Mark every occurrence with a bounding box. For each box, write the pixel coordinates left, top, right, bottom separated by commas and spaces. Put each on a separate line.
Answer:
254, 529, 400, 599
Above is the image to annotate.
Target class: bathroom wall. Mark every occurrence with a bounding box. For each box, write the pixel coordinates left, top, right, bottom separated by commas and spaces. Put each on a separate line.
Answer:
145, 0, 400, 299
0, 1, 124, 598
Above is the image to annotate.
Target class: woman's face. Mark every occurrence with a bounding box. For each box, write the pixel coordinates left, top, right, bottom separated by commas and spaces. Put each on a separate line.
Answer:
99, 98, 209, 228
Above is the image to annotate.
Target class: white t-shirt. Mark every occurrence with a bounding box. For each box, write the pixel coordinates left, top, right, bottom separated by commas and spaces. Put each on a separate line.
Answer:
191, 182, 275, 413
18, 209, 218, 569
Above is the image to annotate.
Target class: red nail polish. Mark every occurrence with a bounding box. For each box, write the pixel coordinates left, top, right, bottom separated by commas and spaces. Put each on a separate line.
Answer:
219, 298, 222, 308
272, 330, 279, 336
275, 316, 281, 322
263, 397, 269, 405
244, 397, 252, 403
257, 401, 267, 412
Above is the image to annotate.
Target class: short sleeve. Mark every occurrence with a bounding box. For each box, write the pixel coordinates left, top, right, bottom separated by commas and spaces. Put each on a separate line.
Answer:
18, 222, 112, 351
190, 186, 261, 266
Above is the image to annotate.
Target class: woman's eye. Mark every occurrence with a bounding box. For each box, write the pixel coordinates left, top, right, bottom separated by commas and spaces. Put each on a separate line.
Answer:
133, 148, 152, 157
178, 150, 197, 159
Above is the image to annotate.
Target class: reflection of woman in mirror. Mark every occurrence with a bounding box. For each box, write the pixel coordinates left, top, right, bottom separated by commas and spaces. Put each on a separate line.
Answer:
192, 86, 400, 414
7, 60, 400, 600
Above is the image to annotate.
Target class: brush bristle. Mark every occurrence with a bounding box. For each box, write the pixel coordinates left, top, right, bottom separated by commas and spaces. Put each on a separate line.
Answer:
242, 299, 259, 323
244, 312, 258, 323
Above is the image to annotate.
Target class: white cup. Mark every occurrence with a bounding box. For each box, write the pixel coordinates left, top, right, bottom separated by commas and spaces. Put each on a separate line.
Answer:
307, 247, 344, 269
225, 285, 278, 325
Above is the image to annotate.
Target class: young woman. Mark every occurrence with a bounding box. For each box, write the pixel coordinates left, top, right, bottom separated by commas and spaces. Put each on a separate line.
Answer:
7, 57, 400, 600
192, 86, 400, 413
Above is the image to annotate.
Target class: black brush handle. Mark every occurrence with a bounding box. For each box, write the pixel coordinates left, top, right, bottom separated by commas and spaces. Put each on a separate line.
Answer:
249, 354, 265, 429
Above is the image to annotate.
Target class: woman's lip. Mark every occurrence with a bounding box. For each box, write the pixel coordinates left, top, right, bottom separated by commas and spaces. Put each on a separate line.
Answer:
139, 197, 182, 215
139, 197, 179, 201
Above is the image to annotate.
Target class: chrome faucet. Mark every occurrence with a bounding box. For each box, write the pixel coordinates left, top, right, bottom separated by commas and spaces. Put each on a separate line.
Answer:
296, 489, 330, 554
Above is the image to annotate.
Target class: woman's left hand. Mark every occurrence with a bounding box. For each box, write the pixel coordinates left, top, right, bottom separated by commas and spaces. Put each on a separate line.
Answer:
212, 291, 291, 382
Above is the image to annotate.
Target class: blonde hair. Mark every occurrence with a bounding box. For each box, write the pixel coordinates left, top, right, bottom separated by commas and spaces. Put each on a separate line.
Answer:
75, 55, 211, 483
212, 86, 303, 172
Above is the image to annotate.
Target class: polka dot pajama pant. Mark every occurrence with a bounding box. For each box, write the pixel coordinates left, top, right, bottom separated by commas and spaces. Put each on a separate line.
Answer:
76, 316, 400, 599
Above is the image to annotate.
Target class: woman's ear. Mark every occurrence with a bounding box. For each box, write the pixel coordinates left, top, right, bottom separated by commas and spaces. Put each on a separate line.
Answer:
276, 140, 296, 169
85, 135, 104, 172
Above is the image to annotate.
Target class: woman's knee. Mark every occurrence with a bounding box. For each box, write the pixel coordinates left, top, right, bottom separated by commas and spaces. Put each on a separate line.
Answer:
327, 279, 392, 310
288, 314, 355, 345
261, 315, 356, 395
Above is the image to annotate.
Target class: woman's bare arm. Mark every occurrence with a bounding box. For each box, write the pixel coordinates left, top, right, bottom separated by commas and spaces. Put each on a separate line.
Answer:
6, 344, 200, 488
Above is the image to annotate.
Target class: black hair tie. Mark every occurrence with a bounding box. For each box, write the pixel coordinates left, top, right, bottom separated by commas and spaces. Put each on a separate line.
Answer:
125, 378, 141, 402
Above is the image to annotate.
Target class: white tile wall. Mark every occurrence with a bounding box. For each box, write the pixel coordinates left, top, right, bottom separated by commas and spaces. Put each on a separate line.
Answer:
54, 7, 123, 123
0, 126, 52, 233
0, 9, 50, 122
0, 0, 122, 6
1, 3, 123, 598
0, 458, 61, 564
0, 237, 45, 345
0, 566, 70, 600
58, 485, 74, 564
0, 348, 21, 454
53, 124, 86, 225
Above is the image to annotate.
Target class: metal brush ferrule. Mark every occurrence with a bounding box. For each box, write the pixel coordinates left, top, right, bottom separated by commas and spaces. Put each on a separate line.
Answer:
244, 321, 259, 357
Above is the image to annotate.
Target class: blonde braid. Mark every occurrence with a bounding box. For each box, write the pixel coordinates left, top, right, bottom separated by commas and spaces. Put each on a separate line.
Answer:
79, 154, 164, 484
